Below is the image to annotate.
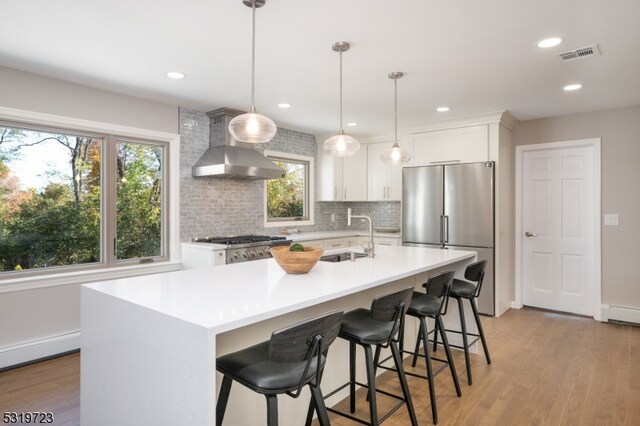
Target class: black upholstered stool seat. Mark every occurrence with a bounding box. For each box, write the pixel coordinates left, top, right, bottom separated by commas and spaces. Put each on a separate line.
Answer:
434, 260, 492, 387
407, 292, 441, 316
216, 310, 343, 426
338, 309, 396, 345
449, 279, 477, 298
217, 341, 325, 393
317, 287, 418, 426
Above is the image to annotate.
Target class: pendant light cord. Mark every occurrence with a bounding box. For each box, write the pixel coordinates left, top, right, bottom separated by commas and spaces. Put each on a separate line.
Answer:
339, 50, 343, 133
394, 76, 399, 147
250, 0, 256, 112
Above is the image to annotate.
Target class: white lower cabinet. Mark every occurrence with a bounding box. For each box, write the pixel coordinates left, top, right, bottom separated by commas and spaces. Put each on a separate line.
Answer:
322, 238, 351, 250
358, 235, 400, 247
181, 244, 226, 269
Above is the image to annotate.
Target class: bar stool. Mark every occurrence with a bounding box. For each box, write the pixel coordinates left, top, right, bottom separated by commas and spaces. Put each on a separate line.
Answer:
216, 310, 343, 426
433, 260, 491, 385
319, 286, 418, 426
376, 269, 461, 424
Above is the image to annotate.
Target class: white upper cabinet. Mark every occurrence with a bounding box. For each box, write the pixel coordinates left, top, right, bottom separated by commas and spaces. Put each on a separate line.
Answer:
317, 144, 367, 201
367, 141, 407, 201
405, 125, 489, 166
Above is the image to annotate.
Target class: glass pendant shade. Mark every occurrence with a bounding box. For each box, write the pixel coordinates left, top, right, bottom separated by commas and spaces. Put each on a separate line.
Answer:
381, 142, 411, 165
324, 132, 361, 157
382, 71, 411, 165
228, 0, 277, 143
229, 109, 277, 143
325, 41, 359, 157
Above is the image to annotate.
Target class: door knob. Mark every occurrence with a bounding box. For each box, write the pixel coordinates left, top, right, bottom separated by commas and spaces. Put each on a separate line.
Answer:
525, 231, 537, 237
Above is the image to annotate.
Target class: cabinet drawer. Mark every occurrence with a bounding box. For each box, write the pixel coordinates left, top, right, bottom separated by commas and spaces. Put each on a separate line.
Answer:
374, 236, 400, 246
323, 238, 351, 249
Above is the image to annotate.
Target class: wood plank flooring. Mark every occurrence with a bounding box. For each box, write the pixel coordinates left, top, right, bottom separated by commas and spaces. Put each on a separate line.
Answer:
0, 308, 638, 425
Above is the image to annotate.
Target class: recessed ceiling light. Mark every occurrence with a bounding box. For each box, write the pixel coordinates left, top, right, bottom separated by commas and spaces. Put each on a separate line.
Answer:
537, 37, 563, 48
436, 106, 450, 112
346, 122, 358, 127
277, 103, 291, 108
563, 83, 582, 91
166, 71, 186, 79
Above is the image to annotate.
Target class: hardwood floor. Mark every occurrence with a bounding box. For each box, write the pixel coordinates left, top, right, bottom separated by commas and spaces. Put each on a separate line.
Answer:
0, 308, 638, 425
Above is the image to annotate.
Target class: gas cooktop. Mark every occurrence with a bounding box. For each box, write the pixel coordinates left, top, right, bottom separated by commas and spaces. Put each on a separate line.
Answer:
192, 235, 288, 245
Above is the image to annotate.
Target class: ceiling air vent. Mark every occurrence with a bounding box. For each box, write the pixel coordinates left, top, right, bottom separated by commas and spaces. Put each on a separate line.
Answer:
557, 44, 600, 62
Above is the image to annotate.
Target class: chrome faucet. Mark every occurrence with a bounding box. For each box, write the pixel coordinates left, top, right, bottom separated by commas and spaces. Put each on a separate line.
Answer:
347, 208, 375, 258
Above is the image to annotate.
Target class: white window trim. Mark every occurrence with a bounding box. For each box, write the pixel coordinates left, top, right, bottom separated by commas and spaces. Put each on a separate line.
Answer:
0, 106, 181, 293
263, 150, 314, 228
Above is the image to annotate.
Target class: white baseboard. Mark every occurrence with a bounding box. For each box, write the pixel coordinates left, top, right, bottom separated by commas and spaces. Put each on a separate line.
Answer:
606, 305, 640, 325
0, 332, 80, 370
511, 301, 523, 309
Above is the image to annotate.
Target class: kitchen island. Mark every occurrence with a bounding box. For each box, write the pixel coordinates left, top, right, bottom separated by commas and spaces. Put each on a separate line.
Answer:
81, 245, 476, 426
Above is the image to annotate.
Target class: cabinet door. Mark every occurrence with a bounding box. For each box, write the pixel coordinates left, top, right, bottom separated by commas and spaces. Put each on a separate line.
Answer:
407, 125, 489, 166
367, 142, 387, 201
343, 146, 367, 201
317, 146, 343, 201
367, 142, 406, 201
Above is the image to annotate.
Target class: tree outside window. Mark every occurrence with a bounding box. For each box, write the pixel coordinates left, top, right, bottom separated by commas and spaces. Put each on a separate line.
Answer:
264, 152, 314, 226
0, 123, 167, 274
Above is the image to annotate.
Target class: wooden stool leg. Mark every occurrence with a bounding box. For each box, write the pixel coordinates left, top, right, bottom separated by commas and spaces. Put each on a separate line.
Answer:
309, 385, 331, 426
419, 317, 438, 424
349, 341, 356, 413
363, 345, 379, 425
216, 375, 233, 426
390, 339, 418, 426
438, 315, 462, 397
470, 298, 492, 364
457, 296, 473, 385
265, 395, 278, 426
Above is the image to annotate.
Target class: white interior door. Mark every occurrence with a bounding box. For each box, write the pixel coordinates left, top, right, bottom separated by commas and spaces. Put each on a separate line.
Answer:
519, 141, 598, 316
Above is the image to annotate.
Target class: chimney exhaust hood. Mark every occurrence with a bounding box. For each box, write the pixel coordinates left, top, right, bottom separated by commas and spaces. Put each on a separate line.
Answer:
192, 108, 285, 180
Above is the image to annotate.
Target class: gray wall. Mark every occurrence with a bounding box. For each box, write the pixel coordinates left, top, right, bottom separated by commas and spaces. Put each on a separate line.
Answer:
0, 66, 178, 134
0, 66, 180, 355
514, 105, 640, 308
179, 108, 400, 241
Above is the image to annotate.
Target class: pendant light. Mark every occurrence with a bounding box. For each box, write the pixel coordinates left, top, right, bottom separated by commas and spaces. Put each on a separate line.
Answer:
381, 72, 411, 165
324, 42, 360, 157
228, 0, 277, 143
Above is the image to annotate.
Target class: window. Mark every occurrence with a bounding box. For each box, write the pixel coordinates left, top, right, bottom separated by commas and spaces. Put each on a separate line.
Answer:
0, 121, 168, 275
264, 151, 314, 227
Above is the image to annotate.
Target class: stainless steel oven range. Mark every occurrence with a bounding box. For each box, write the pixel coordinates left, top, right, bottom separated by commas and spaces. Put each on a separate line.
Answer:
191, 235, 290, 264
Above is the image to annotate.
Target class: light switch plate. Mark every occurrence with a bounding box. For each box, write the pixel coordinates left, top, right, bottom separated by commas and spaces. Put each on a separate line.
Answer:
604, 214, 619, 226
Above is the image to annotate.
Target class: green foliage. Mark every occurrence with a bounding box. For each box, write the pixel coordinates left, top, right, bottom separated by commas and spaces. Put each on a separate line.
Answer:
267, 160, 305, 219
0, 127, 163, 273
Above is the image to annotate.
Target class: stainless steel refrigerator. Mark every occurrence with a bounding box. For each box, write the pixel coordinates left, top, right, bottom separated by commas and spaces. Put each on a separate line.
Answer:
402, 161, 495, 315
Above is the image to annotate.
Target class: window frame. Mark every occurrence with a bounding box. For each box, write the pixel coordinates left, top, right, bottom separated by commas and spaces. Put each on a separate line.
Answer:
263, 150, 314, 228
0, 106, 180, 290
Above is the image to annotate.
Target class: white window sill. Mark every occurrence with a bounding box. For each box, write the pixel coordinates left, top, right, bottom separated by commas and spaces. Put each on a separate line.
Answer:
0, 262, 183, 293
264, 219, 314, 228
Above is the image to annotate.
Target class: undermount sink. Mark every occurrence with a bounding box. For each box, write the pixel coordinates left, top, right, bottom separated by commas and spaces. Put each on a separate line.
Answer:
319, 252, 368, 263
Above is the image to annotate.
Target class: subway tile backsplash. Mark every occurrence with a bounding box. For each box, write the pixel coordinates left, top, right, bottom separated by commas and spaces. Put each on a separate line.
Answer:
179, 108, 400, 241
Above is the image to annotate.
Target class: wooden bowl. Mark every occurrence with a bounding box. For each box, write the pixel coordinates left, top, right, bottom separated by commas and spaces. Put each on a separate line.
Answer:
270, 245, 324, 274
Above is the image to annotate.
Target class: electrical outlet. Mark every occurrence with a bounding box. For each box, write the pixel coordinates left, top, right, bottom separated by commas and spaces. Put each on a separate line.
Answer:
604, 214, 619, 226
361, 218, 366, 223
330, 213, 335, 222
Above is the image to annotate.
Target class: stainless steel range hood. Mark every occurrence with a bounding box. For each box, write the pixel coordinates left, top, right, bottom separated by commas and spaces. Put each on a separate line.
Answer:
192, 108, 285, 180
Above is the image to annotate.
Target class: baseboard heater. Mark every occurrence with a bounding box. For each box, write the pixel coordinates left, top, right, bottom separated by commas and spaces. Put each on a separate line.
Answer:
607, 305, 640, 327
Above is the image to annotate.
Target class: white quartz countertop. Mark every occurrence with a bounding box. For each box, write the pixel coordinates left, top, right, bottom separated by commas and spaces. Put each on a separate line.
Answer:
84, 245, 474, 333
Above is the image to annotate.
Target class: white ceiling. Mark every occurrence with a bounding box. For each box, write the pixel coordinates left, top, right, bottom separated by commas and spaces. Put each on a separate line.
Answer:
2, 0, 639, 137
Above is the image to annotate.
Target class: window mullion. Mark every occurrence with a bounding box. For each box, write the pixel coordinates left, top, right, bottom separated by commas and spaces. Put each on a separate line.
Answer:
103, 136, 118, 267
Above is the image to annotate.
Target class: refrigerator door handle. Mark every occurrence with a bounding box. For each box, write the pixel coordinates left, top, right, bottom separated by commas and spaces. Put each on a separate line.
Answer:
444, 215, 449, 243
440, 215, 444, 244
